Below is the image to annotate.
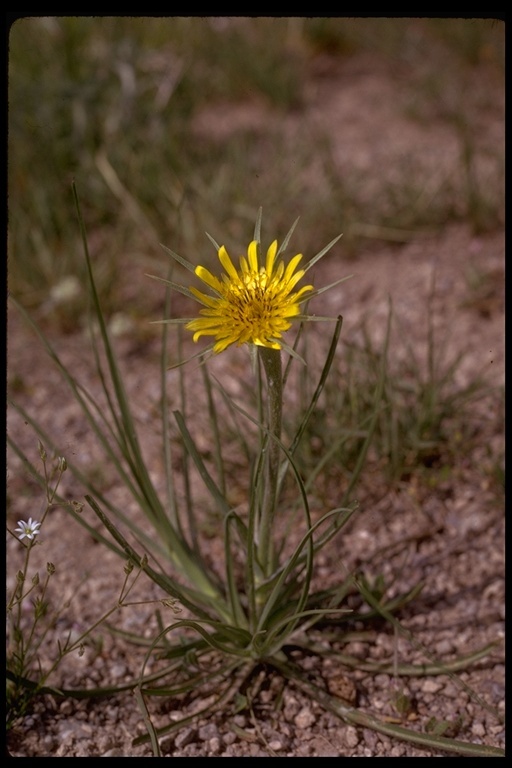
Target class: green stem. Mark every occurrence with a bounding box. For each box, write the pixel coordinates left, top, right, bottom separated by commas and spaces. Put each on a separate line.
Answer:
257, 347, 283, 578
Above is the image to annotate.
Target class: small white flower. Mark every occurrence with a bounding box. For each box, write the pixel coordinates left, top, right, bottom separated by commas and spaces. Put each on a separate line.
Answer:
14, 518, 41, 541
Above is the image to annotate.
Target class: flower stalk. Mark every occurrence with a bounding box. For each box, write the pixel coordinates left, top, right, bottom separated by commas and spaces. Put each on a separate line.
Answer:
257, 346, 283, 580
258, 347, 283, 578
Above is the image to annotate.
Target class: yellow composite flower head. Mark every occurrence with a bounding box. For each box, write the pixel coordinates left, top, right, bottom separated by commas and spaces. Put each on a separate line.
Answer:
186, 240, 314, 354
150, 215, 347, 361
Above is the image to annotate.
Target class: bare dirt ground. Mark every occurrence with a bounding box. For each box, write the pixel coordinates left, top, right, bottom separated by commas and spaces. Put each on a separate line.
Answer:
6, 45, 504, 757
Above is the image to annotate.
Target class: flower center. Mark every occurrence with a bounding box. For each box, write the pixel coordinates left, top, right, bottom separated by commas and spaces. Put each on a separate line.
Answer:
227, 273, 277, 330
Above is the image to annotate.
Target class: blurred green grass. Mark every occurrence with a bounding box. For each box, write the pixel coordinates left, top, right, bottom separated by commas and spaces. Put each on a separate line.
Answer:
8, 17, 504, 324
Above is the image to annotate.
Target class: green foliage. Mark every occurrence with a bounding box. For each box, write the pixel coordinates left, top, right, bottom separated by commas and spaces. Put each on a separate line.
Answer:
293, 298, 492, 491
6, 448, 178, 730
7, 205, 503, 756
8, 17, 504, 327
7, 452, 83, 727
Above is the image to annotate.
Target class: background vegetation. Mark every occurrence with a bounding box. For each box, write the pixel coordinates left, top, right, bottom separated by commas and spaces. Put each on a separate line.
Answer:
8, 15, 505, 499
8, 17, 504, 315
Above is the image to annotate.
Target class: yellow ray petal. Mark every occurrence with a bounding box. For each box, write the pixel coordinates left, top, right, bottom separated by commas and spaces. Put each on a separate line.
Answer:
265, 240, 278, 275
189, 286, 220, 307
283, 253, 303, 284
195, 265, 222, 293
218, 246, 240, 281
247, 240, 259, 273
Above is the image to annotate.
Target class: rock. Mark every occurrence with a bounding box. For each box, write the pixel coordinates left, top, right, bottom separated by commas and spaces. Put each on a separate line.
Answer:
174, 727, 197, 749
344, 726, 359, 749
268, 739, 284, 752
294, 707, 316, 729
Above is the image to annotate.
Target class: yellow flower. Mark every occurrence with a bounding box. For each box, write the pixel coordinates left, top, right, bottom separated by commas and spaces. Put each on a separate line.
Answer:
186, 240, 313, 354
149, 212, 348, 362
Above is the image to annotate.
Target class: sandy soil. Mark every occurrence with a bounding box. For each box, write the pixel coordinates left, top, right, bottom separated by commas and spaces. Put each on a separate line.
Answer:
6, 40, 504, 757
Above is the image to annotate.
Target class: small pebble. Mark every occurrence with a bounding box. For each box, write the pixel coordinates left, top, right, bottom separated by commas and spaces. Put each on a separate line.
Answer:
344, 726, 359, 748
268, 740, 284, 752
421, 679, 443, 694
294, 707, 316, 729
175, 727, 197, 749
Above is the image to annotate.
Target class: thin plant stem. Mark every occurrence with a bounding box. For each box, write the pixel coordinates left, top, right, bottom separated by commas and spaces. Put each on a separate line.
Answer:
257, 346, 283, 579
